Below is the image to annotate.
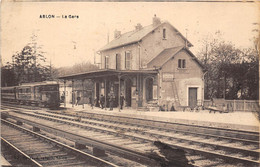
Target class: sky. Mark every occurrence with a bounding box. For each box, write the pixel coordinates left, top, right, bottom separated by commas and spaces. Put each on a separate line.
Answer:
1, 1, 259, 68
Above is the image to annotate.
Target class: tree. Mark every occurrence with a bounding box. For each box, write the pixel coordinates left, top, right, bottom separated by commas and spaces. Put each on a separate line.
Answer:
1, 62, 16, 86
2, 34, 53, 86
197, 32, 259, 100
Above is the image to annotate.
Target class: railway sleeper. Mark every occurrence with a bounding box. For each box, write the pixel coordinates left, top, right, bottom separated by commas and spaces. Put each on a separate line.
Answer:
31, 153, 69, 161
49, 161, 88, 167
27, 149, 62, 155
38, 156, 77, 165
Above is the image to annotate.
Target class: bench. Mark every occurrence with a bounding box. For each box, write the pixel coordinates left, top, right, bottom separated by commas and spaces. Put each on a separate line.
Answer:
206, 98, 229, 113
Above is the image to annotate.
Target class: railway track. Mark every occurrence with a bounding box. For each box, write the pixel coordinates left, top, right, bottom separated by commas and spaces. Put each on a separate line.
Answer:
1, 101, 43, 110
1, 119, 118, 167
36, 111, 260, 166
2, 105, 260, 166
1, 108, 162, 166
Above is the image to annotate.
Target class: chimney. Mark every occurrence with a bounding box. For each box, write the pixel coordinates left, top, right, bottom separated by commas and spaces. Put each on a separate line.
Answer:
153, 14, 161, 26
114, 29, 121, 39
135, 23, 143, 31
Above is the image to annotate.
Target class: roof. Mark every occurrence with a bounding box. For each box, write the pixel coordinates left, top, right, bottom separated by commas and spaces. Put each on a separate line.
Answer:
148, 46, 183, 68
1, 81, 59, 89
59, 69, 158, 80
147, 46, 205, 70
20, 81, 58, 86
99, 21, 192, 52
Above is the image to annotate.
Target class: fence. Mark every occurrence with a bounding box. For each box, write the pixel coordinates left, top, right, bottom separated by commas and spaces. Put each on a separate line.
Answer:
204, 99, 259, 112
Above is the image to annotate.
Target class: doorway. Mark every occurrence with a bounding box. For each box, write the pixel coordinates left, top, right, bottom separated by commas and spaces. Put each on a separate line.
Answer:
188, 87, 197, 109
145, 77, 153, 101
125, 79, 132, 107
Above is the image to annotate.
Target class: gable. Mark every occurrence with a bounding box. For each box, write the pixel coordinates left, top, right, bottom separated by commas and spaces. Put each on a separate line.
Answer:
99, 22, 192, 52
147, 46, 183, 68
147, 47, 204, 70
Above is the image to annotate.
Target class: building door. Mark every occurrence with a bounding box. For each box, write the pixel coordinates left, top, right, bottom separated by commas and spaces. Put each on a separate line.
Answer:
116, 54, 121, 70
125, 79, 132, 107
188, 88, 197, 109
145, 78, 153, 101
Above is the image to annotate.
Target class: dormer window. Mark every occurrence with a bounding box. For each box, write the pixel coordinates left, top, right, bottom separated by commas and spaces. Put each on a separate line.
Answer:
163, 28, 166, 39
178, 59, 186, 69
105, 56, 109, 69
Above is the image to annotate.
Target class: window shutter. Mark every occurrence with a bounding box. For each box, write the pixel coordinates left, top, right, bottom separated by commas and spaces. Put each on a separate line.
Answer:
130, 51, 132, 69
125, 51, 131, 70
125, 52, 127, 69
163, 28, 166, 39
105, 56, 109, 69
178, 59, 181, 68
182, 59, 186, 68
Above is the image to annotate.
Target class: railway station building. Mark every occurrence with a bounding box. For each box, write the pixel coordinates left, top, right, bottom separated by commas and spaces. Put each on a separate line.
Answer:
59, 15, 205, 110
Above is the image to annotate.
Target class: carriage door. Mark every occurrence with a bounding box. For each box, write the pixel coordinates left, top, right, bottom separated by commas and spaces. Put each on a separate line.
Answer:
188, 88, 197, 109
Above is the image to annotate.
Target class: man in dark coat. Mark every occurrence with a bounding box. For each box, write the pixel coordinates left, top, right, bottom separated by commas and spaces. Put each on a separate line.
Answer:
120, 93, 125, 110
100, 94, 105, 109
109, 95, 114, 111
76, 96, 81, 106
89, 96, 93, 109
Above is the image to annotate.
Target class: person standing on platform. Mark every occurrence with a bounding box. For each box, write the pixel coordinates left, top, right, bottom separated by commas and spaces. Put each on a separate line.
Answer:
109, 95, 114, 111
89, 96, 93, 109
76, 96, 81, 106
120, 93, 125, 110
100, 94, 105, 109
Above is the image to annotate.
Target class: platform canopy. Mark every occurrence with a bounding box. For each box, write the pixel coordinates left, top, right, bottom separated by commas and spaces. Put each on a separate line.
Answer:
59, 69, 158, 80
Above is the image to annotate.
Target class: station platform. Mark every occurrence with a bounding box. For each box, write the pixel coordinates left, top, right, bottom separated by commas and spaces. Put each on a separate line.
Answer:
59, 104, 259, 132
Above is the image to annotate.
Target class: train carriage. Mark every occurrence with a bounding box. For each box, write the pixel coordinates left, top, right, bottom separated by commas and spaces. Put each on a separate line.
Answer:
35, 83, 60, 108
1, 87, 16, 101
1, 81, 60, 109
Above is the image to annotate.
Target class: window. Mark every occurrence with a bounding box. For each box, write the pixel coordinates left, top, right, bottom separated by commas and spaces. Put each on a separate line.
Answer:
116, 53, 121, 70
178, 59, 186, 69
105, 56, 109, 69
125, 51, 131, 70
163, 28, 166, 39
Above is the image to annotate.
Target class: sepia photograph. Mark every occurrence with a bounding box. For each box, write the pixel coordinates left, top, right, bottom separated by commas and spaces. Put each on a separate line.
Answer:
1, 1, 259, 166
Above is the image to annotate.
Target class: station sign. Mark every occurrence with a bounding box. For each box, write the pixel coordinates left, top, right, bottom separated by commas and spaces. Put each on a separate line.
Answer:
162, 72, 174, 82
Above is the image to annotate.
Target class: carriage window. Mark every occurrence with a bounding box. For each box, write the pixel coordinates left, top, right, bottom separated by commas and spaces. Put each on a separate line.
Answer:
26, 88, 30, 93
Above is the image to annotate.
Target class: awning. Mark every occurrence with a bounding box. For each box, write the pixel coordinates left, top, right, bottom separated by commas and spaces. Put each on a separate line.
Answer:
59, 69, 158, 80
